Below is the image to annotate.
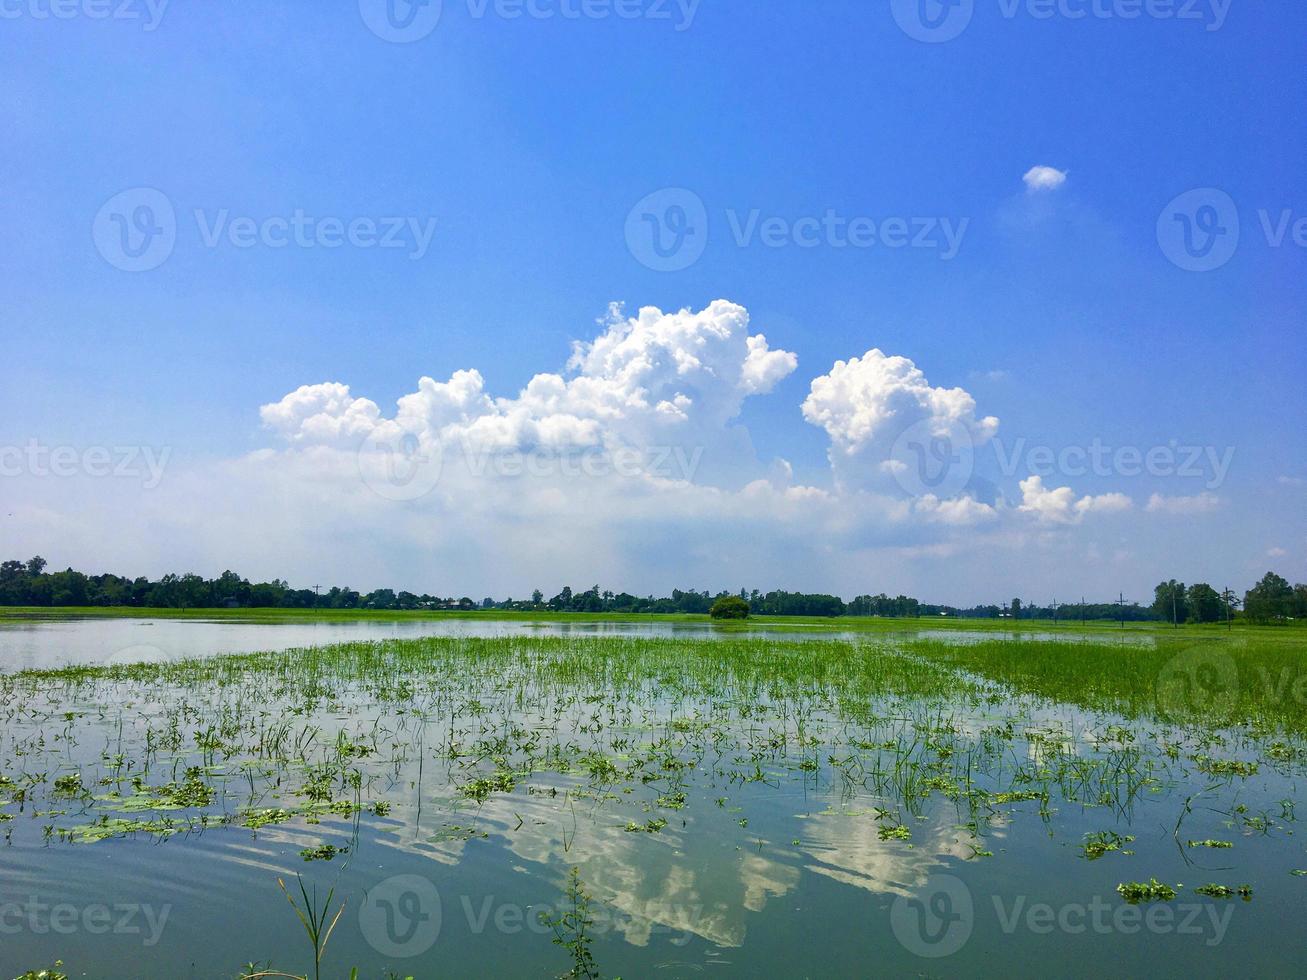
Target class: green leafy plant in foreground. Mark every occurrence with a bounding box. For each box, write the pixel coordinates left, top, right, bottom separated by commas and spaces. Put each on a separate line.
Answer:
539, 867, 602, 979
264, 876, 346, 980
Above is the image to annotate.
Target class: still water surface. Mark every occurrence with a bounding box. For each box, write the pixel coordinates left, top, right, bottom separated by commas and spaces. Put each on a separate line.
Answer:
0, 616, 1149, 672
0, 620, 1281, 980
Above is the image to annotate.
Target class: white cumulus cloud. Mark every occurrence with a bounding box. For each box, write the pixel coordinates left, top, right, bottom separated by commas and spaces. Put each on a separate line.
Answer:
801, 348, 998, 493
260, 382, 381, 447
262, 300, 798, 460
1023, 165, 1068, 193
1018, 476, 1131, 524
4, 298, 1196, 603
913, 494, 998, 525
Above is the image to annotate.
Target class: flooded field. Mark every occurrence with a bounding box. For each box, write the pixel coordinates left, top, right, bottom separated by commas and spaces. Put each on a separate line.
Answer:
0, 628, 1303, 977
0, 615, 1155, 673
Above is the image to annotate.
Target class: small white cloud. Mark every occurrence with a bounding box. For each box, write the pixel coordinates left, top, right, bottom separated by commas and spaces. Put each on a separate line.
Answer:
1268, 546, 1288, 558
914, 494, 998, 525
1075, 491, 1132, 517
1145, 492, 1222, 515
1018, 476, 1131, 524
1278, 475, 1306, 487
1023, 165, 1068, 193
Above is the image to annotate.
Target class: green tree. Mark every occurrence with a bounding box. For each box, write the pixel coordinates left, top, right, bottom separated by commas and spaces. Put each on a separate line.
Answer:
709, 595, 750, 619
1152, 580, 1188, 625
1245, 571, 1293, 623
1186, 583, 1223, 623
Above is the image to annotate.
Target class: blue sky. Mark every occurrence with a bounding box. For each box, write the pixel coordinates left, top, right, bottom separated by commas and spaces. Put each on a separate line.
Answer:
1, 0, 1303, 602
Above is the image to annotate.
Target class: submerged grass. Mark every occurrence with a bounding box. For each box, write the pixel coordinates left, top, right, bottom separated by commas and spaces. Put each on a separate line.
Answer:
913, 632, 1307, 733
0, 628, 1303, 971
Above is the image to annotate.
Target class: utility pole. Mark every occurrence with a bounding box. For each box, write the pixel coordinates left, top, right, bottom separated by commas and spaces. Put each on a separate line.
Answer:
1221, 586, 1236, 631
1118, 591, 1125, 630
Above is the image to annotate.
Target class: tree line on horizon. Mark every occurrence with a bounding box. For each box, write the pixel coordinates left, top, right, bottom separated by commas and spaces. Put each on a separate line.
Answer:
1152, 572, 1307, 626
0, 556, 1301, 624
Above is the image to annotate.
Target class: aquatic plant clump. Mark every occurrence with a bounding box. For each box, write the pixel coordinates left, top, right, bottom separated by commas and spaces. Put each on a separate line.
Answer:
1116, 879, 1178, 904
